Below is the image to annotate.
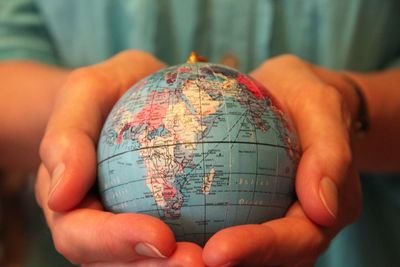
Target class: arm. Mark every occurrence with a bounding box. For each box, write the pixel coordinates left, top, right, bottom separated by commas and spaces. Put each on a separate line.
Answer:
349, 69, 400, 173
312, 67, 400, 173
0, 60, 68, 171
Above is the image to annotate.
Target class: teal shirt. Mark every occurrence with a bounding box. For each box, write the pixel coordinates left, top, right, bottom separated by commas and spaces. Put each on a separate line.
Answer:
0, 1, 399, 266
1, 0, 400, 71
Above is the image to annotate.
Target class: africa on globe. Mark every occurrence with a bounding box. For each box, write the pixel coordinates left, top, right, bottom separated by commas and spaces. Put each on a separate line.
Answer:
97, 52, 300, 245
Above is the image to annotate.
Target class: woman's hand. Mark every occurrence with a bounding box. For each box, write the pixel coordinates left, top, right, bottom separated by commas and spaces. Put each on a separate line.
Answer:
36, 50, 205, 267
202, 55, 362, 267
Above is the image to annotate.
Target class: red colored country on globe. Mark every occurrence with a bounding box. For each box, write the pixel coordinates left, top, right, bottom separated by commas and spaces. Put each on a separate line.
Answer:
237, 74, 269, 99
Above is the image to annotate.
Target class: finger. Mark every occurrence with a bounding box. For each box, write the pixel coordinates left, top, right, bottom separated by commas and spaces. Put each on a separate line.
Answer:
85, 242, 205, 267
39, 50, 165, 211
251, 55, 353, 226
203, 202, 329, 267
291, 83, 352, 226
35, 164, 176, 264
162, 242, 205, 267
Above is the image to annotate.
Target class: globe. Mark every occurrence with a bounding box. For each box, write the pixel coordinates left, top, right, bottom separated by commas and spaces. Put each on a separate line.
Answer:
97, 58, 300, 245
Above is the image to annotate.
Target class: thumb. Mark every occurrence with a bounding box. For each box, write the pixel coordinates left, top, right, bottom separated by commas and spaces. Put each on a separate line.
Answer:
293, 85, 353, 226
40, 50, 165, 211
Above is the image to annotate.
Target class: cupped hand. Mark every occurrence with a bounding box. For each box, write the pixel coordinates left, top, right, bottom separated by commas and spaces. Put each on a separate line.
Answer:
203, 55, 362, 266
36, 50, 205, 266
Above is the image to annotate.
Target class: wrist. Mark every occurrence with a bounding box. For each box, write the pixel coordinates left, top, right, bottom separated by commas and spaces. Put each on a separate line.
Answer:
311, 66, 368, 133
340, 72, 370, 133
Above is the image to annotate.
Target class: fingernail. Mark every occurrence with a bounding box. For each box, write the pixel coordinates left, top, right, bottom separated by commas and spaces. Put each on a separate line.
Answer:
134, 242, 167, 258
49, 163, 65, 198
319, 176, 338, 219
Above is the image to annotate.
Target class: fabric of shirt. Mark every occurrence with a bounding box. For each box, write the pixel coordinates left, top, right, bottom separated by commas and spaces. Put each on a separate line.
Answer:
0, 0, 399, 266
1, 0, 400, 71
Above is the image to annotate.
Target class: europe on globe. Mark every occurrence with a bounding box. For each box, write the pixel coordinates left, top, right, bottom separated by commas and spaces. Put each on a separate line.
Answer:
97, 53, 300, 245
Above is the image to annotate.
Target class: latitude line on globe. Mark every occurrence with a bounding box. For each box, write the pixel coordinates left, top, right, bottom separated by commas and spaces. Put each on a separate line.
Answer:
97, 141, 290, 165
100, 172, 295, 193
101, 178, 295, 194
109, 202, 289, 213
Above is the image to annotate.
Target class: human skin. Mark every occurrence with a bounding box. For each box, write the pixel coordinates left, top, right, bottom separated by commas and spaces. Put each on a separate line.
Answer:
0, 61, 68, 172
1, 51, 400, 266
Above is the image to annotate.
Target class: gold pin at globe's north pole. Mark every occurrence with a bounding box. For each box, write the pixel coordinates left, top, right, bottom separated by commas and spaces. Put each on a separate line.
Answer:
187, 51, 208, 64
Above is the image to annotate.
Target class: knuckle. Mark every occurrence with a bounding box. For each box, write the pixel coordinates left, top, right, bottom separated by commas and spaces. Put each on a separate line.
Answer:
52, 230, 80, 264
273, 54, 305, 66
119, 49, 158, 62
34, 165, 46, 207
279, 54, 302, 63
323, 86, 353, 132
39, 131, 68, 162
39, 132, 56, 161
66, 67, 108, 91
68, 67, 98, 82
290, 86, 340, 115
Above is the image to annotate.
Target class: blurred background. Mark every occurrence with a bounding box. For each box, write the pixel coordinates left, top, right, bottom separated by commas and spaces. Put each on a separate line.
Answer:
0, 171, 73, 267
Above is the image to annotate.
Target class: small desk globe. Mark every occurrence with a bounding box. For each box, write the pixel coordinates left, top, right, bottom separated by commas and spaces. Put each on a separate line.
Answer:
97, 54, 299, 245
